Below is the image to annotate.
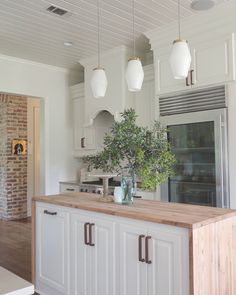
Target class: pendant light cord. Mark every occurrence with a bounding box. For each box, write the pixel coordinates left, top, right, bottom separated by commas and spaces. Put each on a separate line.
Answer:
132, 0, 135, 57
178, 0, 181, 39
97, 0, 101, 67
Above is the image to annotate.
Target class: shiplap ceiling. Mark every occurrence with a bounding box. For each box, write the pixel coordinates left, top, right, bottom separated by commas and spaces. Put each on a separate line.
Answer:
0, 0, 232, 69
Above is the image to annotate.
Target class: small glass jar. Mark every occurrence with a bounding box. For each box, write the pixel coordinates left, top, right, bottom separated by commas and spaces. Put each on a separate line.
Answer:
121, 174, 137, 205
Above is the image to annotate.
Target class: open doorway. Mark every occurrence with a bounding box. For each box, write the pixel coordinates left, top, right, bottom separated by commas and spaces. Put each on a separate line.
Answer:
0, 93, 42, 287
0, 93, 42, 219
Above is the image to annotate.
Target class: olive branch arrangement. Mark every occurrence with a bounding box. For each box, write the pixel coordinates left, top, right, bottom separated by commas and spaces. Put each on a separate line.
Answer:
83, 109, 175, 190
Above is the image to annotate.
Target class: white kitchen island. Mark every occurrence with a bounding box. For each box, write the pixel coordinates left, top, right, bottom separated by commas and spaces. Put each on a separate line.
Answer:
32, 193, 236, 295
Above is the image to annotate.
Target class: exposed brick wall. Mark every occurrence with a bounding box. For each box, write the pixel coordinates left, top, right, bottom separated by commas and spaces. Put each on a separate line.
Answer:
0, 94, 27, 220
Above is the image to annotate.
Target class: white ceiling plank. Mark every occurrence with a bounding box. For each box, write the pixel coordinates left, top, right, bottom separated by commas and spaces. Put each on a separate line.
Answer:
0, 0, 232, 69
6, 0, 133, 45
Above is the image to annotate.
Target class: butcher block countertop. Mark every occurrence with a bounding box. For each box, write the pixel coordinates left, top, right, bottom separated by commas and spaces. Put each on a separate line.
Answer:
32, 193, 236, 229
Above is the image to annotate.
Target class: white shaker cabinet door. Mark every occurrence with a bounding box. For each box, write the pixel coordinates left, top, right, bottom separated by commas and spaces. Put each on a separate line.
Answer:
73, 97, 85, 152
70, 212, 92, 295
154, 52, 190, 95
119, 223, 148, 295
90, 216, 117, 295
36, 204, 70, 295
191, 34, 235, 87
147, 226, 189, 295
83, 125, 96, 150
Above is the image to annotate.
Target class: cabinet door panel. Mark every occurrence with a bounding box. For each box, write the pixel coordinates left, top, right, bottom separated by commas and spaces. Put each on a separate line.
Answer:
73, 98, 84, 151
192, 34, 235, 86
71, 212, 91, 295
84, 126, 96, 150
91, 217, 117, 295
155, 52, 189, 95
147, 227, 189, 295
36, 204, 69, 294
119, 223, 148, 295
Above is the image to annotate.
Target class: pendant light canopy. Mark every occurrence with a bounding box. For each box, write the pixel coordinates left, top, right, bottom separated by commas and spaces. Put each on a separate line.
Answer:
169, 0, 191, 79
125, 0, 144, 92
91, 0, 107, 98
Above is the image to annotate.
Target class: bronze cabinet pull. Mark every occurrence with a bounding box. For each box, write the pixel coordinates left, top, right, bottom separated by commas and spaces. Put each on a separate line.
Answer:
89, 223, 95, 246
66, 188, 75, 191
44, 210, 57, 216
84, 222, 90, 245
145, 236, 152, 264
185, 71, 190, 86
81, 137, 85, 148
138, 235, 145, 262
190, 69, 195, 85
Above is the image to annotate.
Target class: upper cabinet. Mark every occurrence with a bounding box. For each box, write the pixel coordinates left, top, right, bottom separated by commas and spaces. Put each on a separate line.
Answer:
153, 33, 235, 95
145, 5, 236, 96
71, 83, 115, 157
191, 34, 235, 87
154, 51, 189, 95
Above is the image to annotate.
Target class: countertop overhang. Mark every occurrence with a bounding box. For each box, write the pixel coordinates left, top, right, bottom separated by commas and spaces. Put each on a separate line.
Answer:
32, 193, 236, 229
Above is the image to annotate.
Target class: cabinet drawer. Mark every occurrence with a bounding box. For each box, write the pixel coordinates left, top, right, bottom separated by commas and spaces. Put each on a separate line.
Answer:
59, 183, 80, 194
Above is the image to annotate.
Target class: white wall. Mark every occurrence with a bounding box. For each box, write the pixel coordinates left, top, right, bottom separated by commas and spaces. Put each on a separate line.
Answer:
0, 54, 80, 195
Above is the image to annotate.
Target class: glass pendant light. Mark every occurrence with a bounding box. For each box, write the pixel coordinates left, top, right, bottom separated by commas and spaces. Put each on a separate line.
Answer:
170, 0, 191, 79
91, 0, 108, 98
125, 0, 144, 92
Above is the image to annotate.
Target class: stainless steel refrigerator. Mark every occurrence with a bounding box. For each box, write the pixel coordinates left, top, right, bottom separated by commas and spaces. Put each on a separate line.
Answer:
160, 87, 229, 208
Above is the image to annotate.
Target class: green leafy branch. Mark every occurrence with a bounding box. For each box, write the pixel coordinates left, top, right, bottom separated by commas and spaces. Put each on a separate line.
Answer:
83, 109, 176, 191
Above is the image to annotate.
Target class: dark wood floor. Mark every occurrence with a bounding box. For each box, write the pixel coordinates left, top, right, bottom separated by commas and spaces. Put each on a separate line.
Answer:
0, 217, 32, 282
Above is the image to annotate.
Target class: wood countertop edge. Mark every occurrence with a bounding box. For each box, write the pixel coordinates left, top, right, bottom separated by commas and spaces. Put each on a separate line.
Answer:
32, 197, 192, 229
32, 195, 236, 230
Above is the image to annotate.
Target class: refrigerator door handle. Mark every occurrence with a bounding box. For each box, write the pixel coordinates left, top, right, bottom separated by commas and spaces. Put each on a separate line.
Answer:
218, 113, 229, 208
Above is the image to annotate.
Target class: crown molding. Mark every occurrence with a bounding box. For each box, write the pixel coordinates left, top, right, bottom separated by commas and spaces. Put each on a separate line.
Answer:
0, 53, 70, 73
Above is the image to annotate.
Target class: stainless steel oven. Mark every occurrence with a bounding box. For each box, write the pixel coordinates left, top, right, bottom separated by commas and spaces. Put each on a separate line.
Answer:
79, 179, 121, 195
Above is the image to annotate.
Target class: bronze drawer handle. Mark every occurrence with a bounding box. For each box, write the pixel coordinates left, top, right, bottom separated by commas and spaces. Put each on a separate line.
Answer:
44, 210, 57, 216
66, 188, 75, 191
138, 235, 145, 262
81, 137, 85, 148
84, 222, 90, 245
89, 223, 95, 246
145, 236, 152, 264
190, 69, 195, 85
186, 71, 190, 86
